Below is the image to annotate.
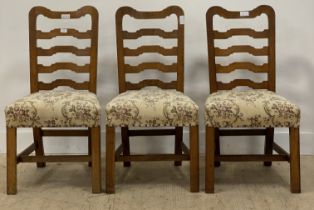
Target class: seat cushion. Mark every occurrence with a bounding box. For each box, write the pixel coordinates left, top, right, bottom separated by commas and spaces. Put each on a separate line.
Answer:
205, 90, 300, 128
105, 87, 199, 127
5, 90, 101, 128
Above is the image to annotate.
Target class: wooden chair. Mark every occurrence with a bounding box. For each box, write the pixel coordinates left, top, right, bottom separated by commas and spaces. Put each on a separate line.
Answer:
105, 6, 199, 193
205, 5, 301, 193
5, 6, 101, 194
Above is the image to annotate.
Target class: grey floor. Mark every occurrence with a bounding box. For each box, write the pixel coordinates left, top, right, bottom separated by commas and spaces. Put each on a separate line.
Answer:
0, 155, 313, 210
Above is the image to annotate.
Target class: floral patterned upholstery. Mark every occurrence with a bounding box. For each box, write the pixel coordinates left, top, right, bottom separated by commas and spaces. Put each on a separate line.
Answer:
205, 90, 300, 128
105, 87, 199, 127
5, 90, 101, 128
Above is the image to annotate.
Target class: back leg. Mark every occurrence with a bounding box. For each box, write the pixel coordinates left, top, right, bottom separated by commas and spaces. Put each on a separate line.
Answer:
214, 128, 220, 167
121, 127, 131, 167
174, 127, 183, 166
264, 128, 274, 166
88, 128, 92, 167
33, 128, 46, 168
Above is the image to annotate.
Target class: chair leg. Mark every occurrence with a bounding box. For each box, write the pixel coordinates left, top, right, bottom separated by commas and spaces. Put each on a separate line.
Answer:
121, 127, 131, 167
91, 126, 101, 193
88, 128, 92, 167
289, 127, 301, 193
264, 128, 274, 166
214, 128, 221, 167
106, 125, 115, 194
33, 128, 46, 168
205, 126, 215, 193
174, 127, 183, 166
189, 125, 199, 192
7, 127, 17, 195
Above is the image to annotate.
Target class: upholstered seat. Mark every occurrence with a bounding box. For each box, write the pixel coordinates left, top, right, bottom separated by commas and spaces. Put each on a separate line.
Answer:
205, 89, 300, 128
106, 87, 199, 127
5, 90, 101, 128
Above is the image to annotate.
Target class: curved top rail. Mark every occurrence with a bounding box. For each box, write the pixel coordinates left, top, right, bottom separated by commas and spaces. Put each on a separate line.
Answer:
29, 6, 98, 19
116, 6, 184, 20
206, 5, 275, 19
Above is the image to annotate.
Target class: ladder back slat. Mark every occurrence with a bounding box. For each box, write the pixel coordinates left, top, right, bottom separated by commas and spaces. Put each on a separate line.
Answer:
125, 79, 177, 90
37, 46, 91, 56
38, 79, 89, 90
216, 62, 268, 73
124, 46, 178, 56
37, 63, 90, 73
214, 29, 269, 39
125, 63, 177, 73
215, 46, 268, 56
37, 29, 92, 39
217, 79, 268, 90
123, 29, 178, 39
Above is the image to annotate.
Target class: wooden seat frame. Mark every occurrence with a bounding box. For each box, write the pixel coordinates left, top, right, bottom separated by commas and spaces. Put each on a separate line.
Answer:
205, 5, 300, 193
106, 6, 199, 193
7, 6, 101, 194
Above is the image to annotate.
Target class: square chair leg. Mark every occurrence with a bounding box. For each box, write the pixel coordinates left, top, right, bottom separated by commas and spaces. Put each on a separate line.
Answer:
205, 126, 215, 193
121, 127, 131, 167
7, 127, 17, 195
189, 125, 199, 192
91, 126, 101, 193
214, 128, 221, 167
264, 128, 274, 166
88, 128, 92, 167
175, 127, 183, 166
289, 127, 301, 193
33, 128, 46, 168
106, 125, 115, 194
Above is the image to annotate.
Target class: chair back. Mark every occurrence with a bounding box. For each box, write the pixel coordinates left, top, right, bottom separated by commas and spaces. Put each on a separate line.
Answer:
206, 5, 275, 93
115, 6, 184, 93
29, 6, 99, 93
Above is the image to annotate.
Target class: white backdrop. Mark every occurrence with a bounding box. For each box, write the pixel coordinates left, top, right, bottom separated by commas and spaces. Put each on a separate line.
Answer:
0, 0, 314, 155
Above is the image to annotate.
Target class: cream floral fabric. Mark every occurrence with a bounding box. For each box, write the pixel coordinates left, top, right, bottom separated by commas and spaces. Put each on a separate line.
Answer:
5, 90, 101, 128
205, 90, 300, 128
106, 87, 199, 127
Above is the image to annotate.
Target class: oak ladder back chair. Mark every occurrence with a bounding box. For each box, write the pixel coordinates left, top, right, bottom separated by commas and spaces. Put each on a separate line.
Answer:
205, 5, 301, 193
5, 6, 101, 194
105, 6, 199, 193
